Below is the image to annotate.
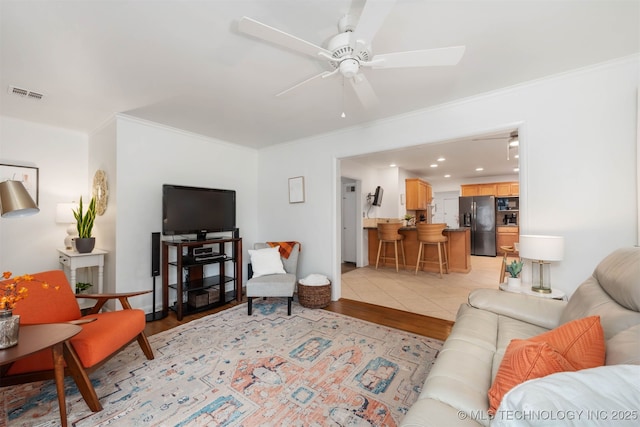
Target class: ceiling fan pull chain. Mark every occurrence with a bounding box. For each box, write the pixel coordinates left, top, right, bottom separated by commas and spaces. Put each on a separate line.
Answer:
341, 76, 347, 118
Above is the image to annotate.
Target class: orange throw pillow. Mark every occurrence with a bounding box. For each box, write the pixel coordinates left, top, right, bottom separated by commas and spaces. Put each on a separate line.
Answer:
488, 340, 575, 414
528, 315, 605, 370
487, 316, 605, 414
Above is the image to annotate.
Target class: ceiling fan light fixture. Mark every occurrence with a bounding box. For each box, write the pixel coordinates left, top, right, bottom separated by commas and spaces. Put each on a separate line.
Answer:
339, 58, 360, 78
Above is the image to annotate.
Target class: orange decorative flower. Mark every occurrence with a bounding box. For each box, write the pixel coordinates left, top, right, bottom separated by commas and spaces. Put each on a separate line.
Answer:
1, 272, 59, 311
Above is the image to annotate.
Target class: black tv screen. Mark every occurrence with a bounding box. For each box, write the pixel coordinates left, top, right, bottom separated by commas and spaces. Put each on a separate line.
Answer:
162, 184, 236, 240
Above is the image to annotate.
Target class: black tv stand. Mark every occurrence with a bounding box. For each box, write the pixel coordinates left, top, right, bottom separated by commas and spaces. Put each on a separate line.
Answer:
162, 236, 243, 321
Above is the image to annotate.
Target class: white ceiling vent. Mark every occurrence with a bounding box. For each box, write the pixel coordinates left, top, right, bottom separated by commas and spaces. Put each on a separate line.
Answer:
8, 86, 44, 100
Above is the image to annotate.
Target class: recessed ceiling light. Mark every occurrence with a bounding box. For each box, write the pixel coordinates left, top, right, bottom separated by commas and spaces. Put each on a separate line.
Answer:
430, 164, 438, 168
444, 174, 451, 178
389, 164, 396, 167
513, 167, 520, 172
476, 167, 484, 171
514, 154, 519, 159
437, 157, 445, 162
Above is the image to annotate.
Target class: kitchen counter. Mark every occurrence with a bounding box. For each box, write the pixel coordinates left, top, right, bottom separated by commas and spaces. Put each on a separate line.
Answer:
365, 226, 471, 273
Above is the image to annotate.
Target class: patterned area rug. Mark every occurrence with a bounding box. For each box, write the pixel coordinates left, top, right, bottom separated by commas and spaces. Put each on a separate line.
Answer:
4, 301, 442, 426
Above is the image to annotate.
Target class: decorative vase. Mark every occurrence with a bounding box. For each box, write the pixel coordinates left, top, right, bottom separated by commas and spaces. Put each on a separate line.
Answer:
75, 237, 96, 254
0, 310, 20, 349
507, 277, 522, 289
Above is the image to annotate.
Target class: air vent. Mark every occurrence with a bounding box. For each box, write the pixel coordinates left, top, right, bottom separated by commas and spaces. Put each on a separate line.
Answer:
8, 86, 44, 101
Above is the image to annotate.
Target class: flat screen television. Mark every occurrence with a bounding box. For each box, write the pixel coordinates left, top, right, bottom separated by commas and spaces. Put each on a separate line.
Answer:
162, 184, 236, 240
372, 186, 383, 207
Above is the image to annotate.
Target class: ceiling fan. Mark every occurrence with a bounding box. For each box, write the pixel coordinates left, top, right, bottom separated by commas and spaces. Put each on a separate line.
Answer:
473, 131, 519, 160
237, 0, 465, 110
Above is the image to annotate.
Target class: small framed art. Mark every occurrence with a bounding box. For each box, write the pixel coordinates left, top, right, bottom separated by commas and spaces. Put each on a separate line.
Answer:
288, 176, 305, 203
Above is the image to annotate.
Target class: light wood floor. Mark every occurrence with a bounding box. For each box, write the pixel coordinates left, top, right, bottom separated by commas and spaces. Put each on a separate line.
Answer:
144, 298, 454, 342
341, 256, 503, 321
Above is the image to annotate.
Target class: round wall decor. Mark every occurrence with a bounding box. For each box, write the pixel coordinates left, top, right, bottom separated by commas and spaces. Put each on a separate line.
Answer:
92, 169, 109, 215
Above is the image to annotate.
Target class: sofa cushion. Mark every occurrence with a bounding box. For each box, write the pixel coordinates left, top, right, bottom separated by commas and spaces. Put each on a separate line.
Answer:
560, 248, 640, 340
493, 365, 640, 427
606, 324, 640, 365
488, 340, 576, 414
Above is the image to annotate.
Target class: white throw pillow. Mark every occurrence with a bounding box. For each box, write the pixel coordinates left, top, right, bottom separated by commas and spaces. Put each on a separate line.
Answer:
493, 365, 640, 427
248, 246, 286, 278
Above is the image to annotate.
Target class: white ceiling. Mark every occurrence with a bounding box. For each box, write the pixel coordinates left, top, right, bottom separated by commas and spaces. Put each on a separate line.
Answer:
1, 1, 638, 164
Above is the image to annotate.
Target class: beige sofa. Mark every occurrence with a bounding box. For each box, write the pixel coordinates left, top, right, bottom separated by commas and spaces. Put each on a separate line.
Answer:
401, 247, 640, 427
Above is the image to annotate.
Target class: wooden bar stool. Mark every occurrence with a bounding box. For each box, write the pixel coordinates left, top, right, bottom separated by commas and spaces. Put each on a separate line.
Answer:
375, 222, 406, 272
499, 243, 519, 283
415, 223, 449, 278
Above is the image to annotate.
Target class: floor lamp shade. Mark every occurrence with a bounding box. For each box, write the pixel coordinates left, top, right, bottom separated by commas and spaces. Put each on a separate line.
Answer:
519, 235, 564, 293
0, 180, 40, 218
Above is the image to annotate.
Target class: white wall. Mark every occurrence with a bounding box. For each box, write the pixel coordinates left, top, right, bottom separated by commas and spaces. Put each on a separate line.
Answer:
258, 55, 639, 299
0, 116, 88, 274
111, 117, 259, 313
88, 119, 117, 296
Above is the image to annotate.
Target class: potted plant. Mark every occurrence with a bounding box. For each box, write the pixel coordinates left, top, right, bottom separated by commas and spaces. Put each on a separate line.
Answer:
73, 196, 96, 253
506, 260, 523, 288
75, 282, 92, 294
403, 214, 414, 227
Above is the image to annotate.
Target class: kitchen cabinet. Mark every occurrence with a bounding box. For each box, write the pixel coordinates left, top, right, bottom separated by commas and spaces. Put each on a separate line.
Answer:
461, 185, 479, 196
496, 182, 519, 196
497, 226, 519, 254
479, 184, 497, 195
406, 178, 432, 210
461, 181, 519, 197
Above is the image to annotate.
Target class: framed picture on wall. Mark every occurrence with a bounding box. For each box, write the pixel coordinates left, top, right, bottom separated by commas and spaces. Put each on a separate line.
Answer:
0, 163, 39, 204
288, 176, 305, 203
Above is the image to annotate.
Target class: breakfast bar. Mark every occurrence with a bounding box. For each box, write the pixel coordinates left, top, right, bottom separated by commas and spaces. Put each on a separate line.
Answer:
366, 226, 471, 273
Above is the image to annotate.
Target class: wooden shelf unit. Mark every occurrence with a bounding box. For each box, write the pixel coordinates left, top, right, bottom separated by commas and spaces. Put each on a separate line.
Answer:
162, 237, 242, 320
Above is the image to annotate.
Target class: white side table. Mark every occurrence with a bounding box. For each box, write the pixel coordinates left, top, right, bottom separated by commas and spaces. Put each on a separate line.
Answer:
57, 249, 108, 309
499, 282, 567, 301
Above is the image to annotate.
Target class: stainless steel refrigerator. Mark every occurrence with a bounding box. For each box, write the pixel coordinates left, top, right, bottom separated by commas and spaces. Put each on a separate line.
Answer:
459, 196, 496, 256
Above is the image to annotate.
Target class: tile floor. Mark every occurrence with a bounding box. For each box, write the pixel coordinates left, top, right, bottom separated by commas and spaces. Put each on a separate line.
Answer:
341, 256, 504, 321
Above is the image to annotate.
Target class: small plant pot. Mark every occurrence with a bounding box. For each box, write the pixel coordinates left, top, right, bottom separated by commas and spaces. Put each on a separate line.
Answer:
75, 237, 96, 254
507, 277, 522, 289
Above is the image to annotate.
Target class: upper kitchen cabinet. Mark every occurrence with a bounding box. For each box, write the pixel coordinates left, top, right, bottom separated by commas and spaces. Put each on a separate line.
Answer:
496, 182, 519, 196
461, 181, 519, 197
406, 178, 432, 210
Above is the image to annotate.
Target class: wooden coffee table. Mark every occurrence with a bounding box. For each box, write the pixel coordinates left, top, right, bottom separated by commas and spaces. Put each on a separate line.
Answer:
0, 323, 82, 427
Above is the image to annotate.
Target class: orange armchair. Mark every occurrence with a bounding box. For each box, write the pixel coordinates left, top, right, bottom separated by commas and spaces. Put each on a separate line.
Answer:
0, 270, 154, 412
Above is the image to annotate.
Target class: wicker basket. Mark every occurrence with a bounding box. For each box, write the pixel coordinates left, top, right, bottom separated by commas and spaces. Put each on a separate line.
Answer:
298, 281, 331, 309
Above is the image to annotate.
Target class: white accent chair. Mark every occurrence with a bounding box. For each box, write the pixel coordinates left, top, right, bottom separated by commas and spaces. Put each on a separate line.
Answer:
247, 242, 300, 315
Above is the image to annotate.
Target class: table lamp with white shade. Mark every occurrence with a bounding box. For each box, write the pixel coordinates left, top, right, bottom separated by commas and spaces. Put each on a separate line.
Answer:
56, 202, 78, 250
518, 235, 564, 294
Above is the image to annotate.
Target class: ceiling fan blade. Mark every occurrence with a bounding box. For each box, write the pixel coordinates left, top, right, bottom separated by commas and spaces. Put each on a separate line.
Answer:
371, 46, 466, 69
350, 0, 397, 50
349, 73, 379, 109
238, 16, 332, 59
276, 71, 337, 97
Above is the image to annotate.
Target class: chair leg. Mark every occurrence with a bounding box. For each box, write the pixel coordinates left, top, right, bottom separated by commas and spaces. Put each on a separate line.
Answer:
136, 332, 155, 360
415, 242, 423, 274
400, 240, 406, 270
394, 241, 399, 272
248, 297, 253, 315
500, 254, 507, 283
376, 240, 383, 269
443, 241, 449, 274
63, 341, 102, 412
287, 297, 292, 315
437, 242, 444, 279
